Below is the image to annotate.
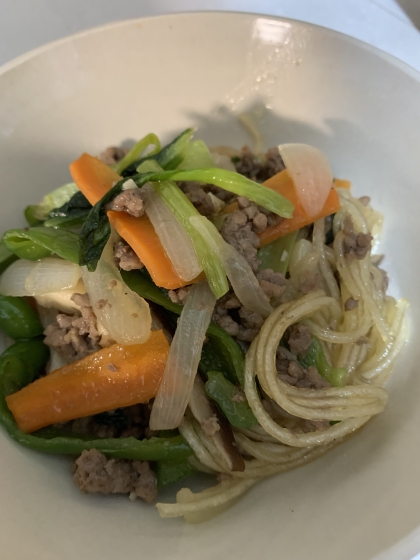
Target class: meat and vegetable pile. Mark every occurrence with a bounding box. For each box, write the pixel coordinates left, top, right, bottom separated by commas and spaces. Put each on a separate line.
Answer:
0, 129, 408, 522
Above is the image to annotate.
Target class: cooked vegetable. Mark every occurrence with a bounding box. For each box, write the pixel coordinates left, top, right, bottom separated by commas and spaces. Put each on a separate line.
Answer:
0, 342, 190, 460
189, 375, 245, 472
298, 336, 348, 387
112, 133, 161, 175
0, 296, 43, 340
121, 269, 245, 386
44, 190, 91, 229
122, 128, 195, 178
190, 215, 272, 318
133, 168, 293, 218
143, 184, 202, 282
139, 160, 228, 298
81, 235, 151, 345
278, 144, 333, 217
0, 241, 18, 274
204, 371, 257, 429
257, 231, 298, 275
25, 182, 79, 223
0, 258, 82, 297
3, 227, 80, 263
71, 153, 191, 289
177, 140, 215, 170
258, 170, 341, 246
6, 330, 169, 433
156, 458, 197, 489
150, 283, 216, 430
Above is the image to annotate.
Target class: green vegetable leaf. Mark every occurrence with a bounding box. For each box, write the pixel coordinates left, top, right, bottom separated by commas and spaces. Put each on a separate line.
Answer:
78, 180, 125, 271
3, 227, 80, 263
0, 241, 18, 274
121, 128, 194, 177
44, 190, 91, 229
25, 182, 79, 222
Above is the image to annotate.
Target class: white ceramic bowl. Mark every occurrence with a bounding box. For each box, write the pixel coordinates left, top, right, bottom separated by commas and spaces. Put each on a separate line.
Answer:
0, 12, 419, 560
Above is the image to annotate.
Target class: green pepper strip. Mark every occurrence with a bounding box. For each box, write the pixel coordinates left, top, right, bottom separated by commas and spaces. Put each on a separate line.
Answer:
298, 336, 348, 387
0, 295, 44, 340
121, 270, 245, 386
156, 458, 197, 489
0, 340, 192, 461
204, 371, 257, 429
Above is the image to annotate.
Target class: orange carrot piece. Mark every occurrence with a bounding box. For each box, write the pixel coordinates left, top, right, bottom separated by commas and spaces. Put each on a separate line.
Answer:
69, 153, 192, 289
6, 330, 169, 433
108, 211, 192, 289
258, 170, 341, 247
334, 178, 351, 189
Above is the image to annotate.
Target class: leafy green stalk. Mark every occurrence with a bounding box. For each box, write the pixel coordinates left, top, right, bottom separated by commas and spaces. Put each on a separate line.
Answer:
3, 227, 80, 263
177, 140, 215, 170
258, 231, 298, 275
121, 128, 194, 177
204, 371, 257, 429
299, 336, 348, 387
133, 167, 293, 218
121, 269, 245, 386
112, 133, 161, 175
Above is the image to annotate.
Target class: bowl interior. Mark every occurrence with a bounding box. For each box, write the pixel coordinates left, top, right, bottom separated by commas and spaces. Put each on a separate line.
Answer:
0, 12, 419, 560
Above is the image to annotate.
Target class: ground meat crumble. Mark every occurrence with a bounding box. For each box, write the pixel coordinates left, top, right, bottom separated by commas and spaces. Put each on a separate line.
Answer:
342, 216, 372, 260
98, 146, 128, 166
43, 293, 101, 363
106, 188, 145, 218
73, 449, 157, 503
113, 241, 143, 271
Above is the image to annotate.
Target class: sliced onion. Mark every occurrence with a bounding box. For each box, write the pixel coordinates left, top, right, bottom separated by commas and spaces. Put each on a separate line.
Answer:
143, 184, 202, 281
0, 258, 81, 296
150, 282, 216, 430
278, 143, 333, 217
81, 236, 151, 345
190, 216, 272, 318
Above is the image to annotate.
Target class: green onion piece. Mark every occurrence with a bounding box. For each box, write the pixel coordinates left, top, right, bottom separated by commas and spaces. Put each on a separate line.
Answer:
138, 160, 228, 299
112, 133, 161, 175
133, 167, 293, 218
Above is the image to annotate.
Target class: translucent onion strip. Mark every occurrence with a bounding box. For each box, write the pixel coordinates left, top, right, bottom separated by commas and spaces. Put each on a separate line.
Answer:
150, 282, 216, 430
190, 215, 272, 318
278, 143, 333, 217
143, 184, 202, 281
81, 236, 151, 345
0, 258, 81, 296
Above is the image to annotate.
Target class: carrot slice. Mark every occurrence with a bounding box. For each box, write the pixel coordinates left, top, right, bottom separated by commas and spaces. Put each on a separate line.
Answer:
70, 153, 191, 289
259, 170, 340, 247
6, 330, 169, 433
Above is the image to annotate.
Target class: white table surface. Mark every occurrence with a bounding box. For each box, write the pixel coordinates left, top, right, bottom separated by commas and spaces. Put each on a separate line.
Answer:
1, 0, 420, 72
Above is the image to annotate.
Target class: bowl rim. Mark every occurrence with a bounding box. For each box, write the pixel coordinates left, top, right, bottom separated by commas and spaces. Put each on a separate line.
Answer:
1, 11, 419, 560
1, 10, 420, 85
